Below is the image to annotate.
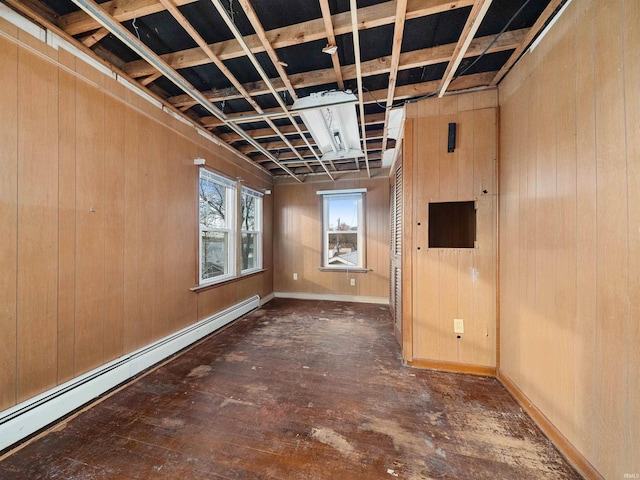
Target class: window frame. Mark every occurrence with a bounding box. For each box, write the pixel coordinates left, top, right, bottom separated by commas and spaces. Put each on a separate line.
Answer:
318, 189, 367, 270
198, 169, 237, 285
240, 186, 263, 274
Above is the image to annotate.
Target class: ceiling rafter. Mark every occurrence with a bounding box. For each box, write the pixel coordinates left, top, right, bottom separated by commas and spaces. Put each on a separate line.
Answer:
438, 0, 494, 97
67, 0, 302, 182
237, 0, 298, 101
380, 0, 408, 155
166, 28, 527, 109
210, 0, 335, 180
350, 0, 370, 176
158, 0, 314, 173
80, 26, 109, 47
318, 0, 344, 89
491, 0, 564, 85
197, 71, 496, 130
121, 0, 475, 79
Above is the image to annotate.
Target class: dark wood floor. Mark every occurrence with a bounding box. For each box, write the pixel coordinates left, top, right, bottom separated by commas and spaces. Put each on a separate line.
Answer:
0, 298, 582, 479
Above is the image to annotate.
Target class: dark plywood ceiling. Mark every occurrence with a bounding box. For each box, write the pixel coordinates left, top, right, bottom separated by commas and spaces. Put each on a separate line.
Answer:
8, 0, 566, 180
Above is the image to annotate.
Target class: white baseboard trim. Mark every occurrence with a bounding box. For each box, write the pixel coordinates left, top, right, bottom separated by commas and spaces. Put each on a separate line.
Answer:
274, 291, 389, 305
0, 295, 260, 452
260, 292, 276, 305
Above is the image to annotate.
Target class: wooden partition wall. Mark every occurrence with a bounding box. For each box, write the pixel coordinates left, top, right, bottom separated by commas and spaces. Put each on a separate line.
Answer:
498, 0, 638, 477
403, 91, 497, 372
0, 19, 273, 412
273, 175, 389, 302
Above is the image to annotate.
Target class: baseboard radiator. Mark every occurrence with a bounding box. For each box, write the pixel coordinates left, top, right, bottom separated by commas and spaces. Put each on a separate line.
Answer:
0, 295, 260, 452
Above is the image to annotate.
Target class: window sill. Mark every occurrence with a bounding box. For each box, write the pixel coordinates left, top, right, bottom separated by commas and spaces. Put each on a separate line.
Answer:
318, 267, 371, 273
190, 269, 268, 293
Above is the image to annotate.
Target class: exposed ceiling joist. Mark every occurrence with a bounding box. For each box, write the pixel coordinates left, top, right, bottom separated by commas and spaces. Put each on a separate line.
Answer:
438, 0, 494, 96
14, 0, 563, 178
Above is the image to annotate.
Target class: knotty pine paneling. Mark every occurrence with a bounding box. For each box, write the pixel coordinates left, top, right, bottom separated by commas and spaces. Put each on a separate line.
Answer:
273, 177, 389, 300
0, 20, 273, 415
498, 0, 638, 477
405, 91, 497, 368
0, 25, 19, 410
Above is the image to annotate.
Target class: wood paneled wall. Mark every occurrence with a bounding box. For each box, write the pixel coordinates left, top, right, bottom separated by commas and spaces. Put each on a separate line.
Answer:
404, 91, 498, 368
273, 175, 389, 300
498, 0, 639, 477
0, 19, 273, 411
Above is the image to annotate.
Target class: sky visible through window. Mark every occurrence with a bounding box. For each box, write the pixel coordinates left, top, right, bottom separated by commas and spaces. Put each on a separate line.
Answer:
328, 197, 358, 230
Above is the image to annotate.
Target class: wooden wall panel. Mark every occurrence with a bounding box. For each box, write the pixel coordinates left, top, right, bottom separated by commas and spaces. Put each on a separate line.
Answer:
594, 1, 628, 475
273, 176, 389, 300
74, 78, 106, 375
405, 92, 497, 368
123, 93, 141, 353
623, 0, 640, 471
498, 0, 637, 477
57, 49, 77, 384
0, 21, 273, 416
0, 24, 19, 410
16, 47, 59, 402
103, 91, 125, 362
573, 0, 597, 461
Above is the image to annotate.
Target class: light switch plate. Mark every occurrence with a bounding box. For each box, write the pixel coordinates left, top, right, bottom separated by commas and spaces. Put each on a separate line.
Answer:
454, 318, 464, 334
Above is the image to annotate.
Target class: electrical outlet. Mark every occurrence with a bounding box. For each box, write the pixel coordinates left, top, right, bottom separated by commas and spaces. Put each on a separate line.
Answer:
454, 318, 464, 334
293, 273, 298, 280
350, 278, 356, 286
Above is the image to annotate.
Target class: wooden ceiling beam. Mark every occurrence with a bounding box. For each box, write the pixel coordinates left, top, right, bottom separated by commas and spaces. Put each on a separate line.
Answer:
168, 29, 526, 109
491, 0, 564, 85
197, 72, 495, 129
122, 0, 475, 79
237, 0, 298, 101
438, 0, 493, 96
380, 0, 408, 154
80, 27, 109, 47
60, 0, 199, 35
319, 0, 344, 89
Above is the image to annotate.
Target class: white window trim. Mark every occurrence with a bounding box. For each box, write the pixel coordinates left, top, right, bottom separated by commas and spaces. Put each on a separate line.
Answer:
241, 186, 263, 274
319, 189, 366, 270
199, 169, 237, 286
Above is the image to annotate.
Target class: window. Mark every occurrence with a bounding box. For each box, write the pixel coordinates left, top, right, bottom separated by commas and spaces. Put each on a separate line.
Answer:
199, 169, 236, 284
241, 187, 263, 273
428, 201, 476, 248
319, 189, 366, 269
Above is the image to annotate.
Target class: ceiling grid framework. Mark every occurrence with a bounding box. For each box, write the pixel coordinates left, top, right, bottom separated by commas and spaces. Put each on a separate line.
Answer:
8, 0, 568, 179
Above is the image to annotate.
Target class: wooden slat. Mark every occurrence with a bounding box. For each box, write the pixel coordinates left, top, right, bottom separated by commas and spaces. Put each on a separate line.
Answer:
350, 0, 369, 175
16, 46, 59, 402
122, 0, 475, 78
380, 0, 408, 154
80, 27, 109, 47
237, 0, 297, 101
0, 22, 19, 410
166, 29, 526, 107
438, 0, 493, 96
318, 0, 344, 89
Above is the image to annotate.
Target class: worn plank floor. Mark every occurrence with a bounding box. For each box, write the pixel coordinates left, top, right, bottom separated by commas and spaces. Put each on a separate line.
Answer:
0, 299, 582, 479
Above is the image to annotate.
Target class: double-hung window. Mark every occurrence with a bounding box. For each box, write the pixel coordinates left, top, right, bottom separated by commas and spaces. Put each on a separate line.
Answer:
319, 189, 366, 269
199, 169, 236, 284
241, 187, 263, 273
